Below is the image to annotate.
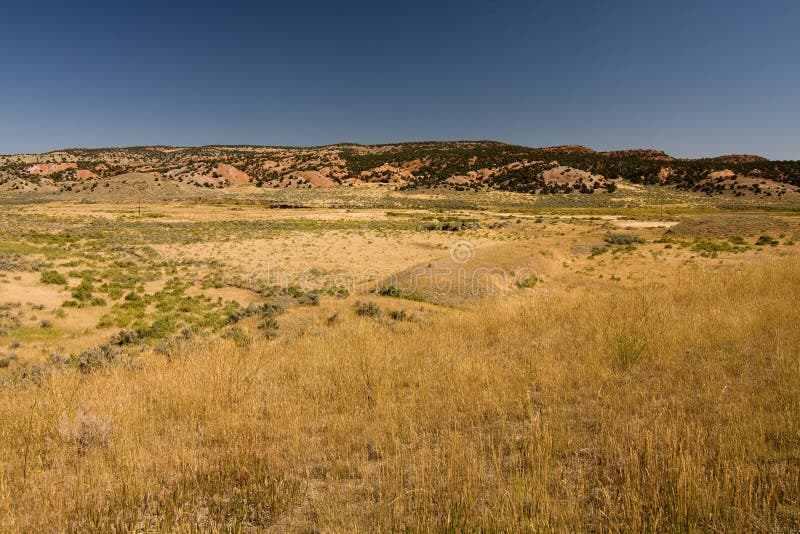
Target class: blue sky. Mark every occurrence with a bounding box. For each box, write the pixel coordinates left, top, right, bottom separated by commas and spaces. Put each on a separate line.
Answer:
1, 0, 798, 158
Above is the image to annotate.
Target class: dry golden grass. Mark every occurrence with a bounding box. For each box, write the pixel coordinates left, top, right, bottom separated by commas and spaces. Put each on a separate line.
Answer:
1, 258, 799, 531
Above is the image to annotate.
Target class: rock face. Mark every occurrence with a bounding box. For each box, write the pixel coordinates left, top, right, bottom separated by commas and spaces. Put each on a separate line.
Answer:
290, 171, 335, 187
27, 163, 77, 175
215, 164, 251, 185
542, 166, 603, 185
76, 170, 98, 180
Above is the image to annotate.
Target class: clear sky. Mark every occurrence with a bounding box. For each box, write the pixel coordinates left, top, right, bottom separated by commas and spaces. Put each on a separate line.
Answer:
1, 0, 798, 158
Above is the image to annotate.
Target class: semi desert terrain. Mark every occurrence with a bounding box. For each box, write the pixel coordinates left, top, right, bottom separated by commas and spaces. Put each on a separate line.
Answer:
0, 144, 798, 531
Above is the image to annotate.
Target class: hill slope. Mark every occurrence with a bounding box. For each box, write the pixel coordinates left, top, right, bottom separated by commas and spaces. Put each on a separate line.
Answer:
1, 141, 798, 200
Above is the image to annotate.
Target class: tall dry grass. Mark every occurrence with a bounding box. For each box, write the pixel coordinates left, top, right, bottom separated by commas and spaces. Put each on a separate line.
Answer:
1, 259, 798, 531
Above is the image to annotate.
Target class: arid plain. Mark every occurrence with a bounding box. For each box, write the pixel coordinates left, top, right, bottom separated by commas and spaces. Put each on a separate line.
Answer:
1, 148, 799, 530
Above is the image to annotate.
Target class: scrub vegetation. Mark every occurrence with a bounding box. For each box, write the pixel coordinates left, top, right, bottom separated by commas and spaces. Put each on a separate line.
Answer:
0, 178, 798, 531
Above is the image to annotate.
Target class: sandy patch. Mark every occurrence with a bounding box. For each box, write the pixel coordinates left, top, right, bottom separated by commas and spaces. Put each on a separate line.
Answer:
542, 166, 602, 185
27, 163, 77, 175
216, 164, 251, 185
612, 220, 679, 228
708, 169, 735, 180
0, 272, 69, 306
76, 169, 99, 180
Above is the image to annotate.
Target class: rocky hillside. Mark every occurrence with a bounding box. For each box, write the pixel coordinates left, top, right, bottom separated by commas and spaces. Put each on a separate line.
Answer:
1, 141, 799, 199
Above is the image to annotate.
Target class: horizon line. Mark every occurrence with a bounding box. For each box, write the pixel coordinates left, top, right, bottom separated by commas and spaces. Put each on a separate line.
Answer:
3, 140, 795, 162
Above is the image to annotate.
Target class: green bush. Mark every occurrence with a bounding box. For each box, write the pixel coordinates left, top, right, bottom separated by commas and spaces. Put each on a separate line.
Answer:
389, 309, 408, 321
296, 292, 320, 306
222, 326, 252, 347
379, 285, 401, 297
612, 332, 647, 371
691, 240, 735, 257
0, 355, 19, 368
260, 316, 279, 339
40, 270, 67, 285
604, 233, 645, 245
325, 285, 350, 298
109, 329, 140, 346
355, 301, 381, 317
72, 279, 94, 302
516, 276, 541, 289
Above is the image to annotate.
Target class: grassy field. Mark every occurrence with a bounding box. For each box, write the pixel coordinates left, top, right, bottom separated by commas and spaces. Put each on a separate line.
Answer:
0, 187, 798, 531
